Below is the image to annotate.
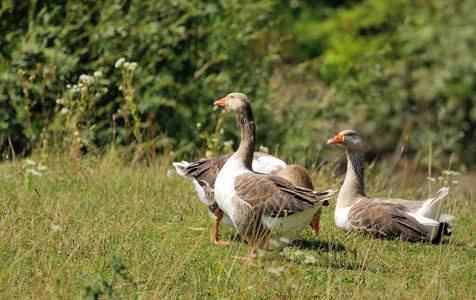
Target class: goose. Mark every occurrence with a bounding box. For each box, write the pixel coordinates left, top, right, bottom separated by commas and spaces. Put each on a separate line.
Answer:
173, 152, 285, 245
213, 92, 334, 259
174, 155, 327, 245
327, 129, 455, 242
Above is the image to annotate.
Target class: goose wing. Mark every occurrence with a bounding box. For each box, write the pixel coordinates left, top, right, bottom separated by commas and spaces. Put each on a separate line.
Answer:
234, 173, 333, 217
347, 198, 428, 241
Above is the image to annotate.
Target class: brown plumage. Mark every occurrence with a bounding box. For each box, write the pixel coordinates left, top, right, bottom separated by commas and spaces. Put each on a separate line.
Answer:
347, 199, 428, 241
328, 129, 455, 242
214, 93, 334, 258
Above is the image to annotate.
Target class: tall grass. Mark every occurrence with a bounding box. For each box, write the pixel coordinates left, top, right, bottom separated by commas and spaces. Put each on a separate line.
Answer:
0, 153, 474, 298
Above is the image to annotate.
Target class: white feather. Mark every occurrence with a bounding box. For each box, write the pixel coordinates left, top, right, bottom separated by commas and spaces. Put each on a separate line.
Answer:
414, 187, 449, 220
407, 213, 440, 241
252, 155, 287, 174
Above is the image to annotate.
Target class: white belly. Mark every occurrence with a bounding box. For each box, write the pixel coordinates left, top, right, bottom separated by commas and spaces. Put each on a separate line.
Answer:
260, 204, 321, 251
334, 205, 352, 231
214, 157, 249, 225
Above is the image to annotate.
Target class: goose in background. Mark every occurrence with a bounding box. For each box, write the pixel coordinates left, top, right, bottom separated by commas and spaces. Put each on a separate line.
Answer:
327, 129, 455, 242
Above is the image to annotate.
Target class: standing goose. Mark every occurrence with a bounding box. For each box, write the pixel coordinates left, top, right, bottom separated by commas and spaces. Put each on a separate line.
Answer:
173, 152, 287, 245
327, 129, 455, 242
213, 93, 334, 258
174, 151, 327, 246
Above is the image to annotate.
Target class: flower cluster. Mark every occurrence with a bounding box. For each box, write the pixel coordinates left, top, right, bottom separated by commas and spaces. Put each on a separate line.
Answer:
66, 83, 86, 93
115, 57, 137, 71
427, 169, 461, 185
24, 159, 48, 177
79, 74, 95, 85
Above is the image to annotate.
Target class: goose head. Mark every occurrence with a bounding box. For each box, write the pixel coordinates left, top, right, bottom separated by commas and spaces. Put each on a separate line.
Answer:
214, 92, 250, 113
327, 129, 363, 151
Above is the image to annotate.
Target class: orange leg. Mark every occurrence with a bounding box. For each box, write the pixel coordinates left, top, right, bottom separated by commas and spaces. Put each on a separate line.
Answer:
310, 216, 321, 237
232, 237, 257, 260
210, 214, 230, 246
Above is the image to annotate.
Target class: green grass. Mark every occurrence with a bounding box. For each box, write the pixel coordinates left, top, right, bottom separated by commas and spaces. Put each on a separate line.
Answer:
0, 154, 474, 299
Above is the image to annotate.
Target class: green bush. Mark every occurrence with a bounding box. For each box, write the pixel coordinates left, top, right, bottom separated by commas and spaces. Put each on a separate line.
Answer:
0, 0, 284, 160
1, 0, 475, 170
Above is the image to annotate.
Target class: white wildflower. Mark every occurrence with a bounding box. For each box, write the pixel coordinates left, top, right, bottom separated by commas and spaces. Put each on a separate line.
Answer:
37, 164, 48, 171
79, 74, 94, 85
26, 169, 43, 177
279, 237, 290, 244
56, 98, 65, 105
93, 71, 103, 77
256, 249, 265, 257
293, 250, 303, 256
259, 145, 269, 154
426, 177, 436, 182
25, 159, 37, 166
66, 84, 72, 89
169, 151, 175, 156
266, 266, 284, 276
443, 170, 461, 176
74, 130, 79, 136
123, 62, 130, 69
95, 92, 101, 98
247, 286, 254, 290
452, 180, 459, 185
80, 86, 87, 92
224, 140, 234, 148
205, 151, 213, 159
268, 239, 280, 247
61, 107, 69, 115
115, 57, 126, 68
51, 225, 63, 232
438, 176, 444, 181
304, 254, 317, 264
196, 122, 202, 128
118, 85, 124, 91
128, 62, 137, 71
167, 169, 174, 177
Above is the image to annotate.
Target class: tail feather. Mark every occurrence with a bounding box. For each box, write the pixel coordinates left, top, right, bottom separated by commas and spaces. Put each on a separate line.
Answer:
172, 161, 190, 177
439, 213, 456, 222
418, 187, 449, 221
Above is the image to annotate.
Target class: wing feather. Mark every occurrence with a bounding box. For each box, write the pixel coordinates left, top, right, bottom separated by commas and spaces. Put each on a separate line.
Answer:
347, 198, 428, 241
234, 173, 333, 217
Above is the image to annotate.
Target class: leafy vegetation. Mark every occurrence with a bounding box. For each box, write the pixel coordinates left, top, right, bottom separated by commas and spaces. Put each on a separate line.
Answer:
1, 0, 476, 171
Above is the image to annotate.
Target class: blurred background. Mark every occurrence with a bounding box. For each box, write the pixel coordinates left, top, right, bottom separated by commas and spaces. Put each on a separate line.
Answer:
1, 0, 475, 180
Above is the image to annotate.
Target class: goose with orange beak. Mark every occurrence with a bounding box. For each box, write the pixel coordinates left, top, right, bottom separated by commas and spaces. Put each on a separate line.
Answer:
213, 93, 334, 259
327, 129, 455, 242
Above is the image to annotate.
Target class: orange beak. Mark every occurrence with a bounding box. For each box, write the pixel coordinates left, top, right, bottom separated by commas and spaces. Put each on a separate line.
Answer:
214, 97, 226, 107
327, 133, 344, 145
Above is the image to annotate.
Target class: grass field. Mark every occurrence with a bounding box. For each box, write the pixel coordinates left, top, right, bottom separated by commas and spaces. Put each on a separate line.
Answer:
0, 154, 474, 299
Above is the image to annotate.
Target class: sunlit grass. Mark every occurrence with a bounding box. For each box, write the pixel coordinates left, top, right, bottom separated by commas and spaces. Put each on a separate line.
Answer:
0, 154, 474, 298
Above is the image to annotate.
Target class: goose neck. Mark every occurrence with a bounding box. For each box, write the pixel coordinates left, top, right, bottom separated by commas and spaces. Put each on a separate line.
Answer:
338, 149, 366, 207
233, 107, 255, 170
